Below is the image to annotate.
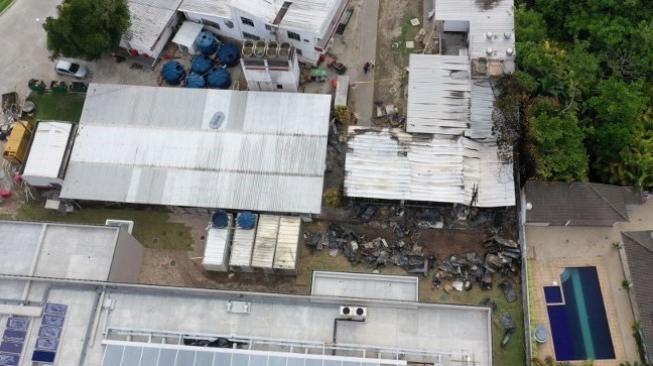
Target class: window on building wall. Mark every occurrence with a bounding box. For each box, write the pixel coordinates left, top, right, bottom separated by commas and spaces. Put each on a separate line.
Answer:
202, 19, 221, 30
265, 24, 273, 31
296, 48, 302, 56
224, 19, 234, 28
277, 84, 283, 89
243, 32, 260, 40
287, 31, 301, 41
241, 17, 255, 27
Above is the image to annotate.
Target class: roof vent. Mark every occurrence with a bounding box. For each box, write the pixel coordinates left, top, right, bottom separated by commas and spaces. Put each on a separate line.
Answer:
209, 112, 225, 129
486, 47, 493, 55
506, 48, 514, 56
485, 32, 494, 40
504, 32, 512, 40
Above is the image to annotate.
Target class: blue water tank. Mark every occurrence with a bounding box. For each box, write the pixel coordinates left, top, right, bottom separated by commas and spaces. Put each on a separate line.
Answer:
218, 43, 240, 67
211, 210, 229, 228
206, 67, 231, 89
196, 31, 219, 56
191, 54, 213, 74
161, 61, 186, 85
237, 212, 256, 230
186, 72, 206, 88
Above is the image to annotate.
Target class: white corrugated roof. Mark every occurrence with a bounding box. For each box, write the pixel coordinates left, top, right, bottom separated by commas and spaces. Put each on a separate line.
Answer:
125, 0, 182, 51
407, 54, 496, 139
22, 121, 73, 182
407, 55, 471, 135
230, 217, 257, 268
179, 0, 343, 34
251, 215, 279, 269
179, 0, 231, 18
202, 215, 233, 271
60, 84, 331, 214
273, 216, 301, 270
344, 128, 515, 207
435, 0, 515, 60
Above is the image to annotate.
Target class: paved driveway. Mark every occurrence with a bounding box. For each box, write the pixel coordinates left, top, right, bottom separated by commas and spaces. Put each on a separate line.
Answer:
0, 0, 61, 98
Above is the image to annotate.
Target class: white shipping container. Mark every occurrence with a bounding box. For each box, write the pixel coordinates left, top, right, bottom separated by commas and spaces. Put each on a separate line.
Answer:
273, 217, 302, 273
229, 214, 258, 271
251, 215, 279, 270
202, 214, 233, 272
22, 122, 74, 187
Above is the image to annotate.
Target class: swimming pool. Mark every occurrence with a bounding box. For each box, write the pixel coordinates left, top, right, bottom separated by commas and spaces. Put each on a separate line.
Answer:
545, 266, 615, 361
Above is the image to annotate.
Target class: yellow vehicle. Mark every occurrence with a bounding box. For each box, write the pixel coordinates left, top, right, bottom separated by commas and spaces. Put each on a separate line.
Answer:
2, 121, 33, 165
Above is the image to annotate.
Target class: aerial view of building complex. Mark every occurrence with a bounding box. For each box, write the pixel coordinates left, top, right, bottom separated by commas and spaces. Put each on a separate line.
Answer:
0, 0, 651, 365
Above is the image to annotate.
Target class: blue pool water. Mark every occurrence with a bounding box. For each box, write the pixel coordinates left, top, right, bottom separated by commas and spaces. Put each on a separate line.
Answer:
546, 267, 615, 361
544, 286, 563, 304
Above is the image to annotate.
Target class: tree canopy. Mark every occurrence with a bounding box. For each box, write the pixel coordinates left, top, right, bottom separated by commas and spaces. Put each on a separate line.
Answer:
43, 0, 131, 60
497, 0, 653, 189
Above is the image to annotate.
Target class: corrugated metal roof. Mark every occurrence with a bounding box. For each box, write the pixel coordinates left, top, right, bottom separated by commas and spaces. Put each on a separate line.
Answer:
407, 55, 471, 135
251, 215, 279, 269
171, 21, 203, 49
178, 0, 231, 18
344, 127, 515, 207
273, 216, 301, 270
230, 216, 258, 269
435, 0, 515, 60
60, 84, 331, 214
202, 215, 233, 272
22, 122, 73, 184
179, 0, 343, 34
406, 54, 496, 139
125, 0, 182, 51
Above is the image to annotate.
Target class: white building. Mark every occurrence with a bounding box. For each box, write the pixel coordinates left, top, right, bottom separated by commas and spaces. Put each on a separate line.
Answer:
120, 0, 183, 67
435, 0, 515, 74
240, 40, 300, 92
21, 121, 74, 188
60, 83, 332, 215
178, 0, 350, 64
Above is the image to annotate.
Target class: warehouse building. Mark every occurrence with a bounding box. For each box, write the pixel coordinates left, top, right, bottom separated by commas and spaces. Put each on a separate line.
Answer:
59, 83, 331, 215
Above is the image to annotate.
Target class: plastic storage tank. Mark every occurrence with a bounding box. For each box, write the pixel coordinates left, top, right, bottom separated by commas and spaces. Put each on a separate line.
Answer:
185, 72, 206, 88
161, 61, 186, 85
202, 212, 233, 272
206, 67, 231, 89
195, 31, 219, 55
218, 43, 240, 67
229, 212, 258, 271
191, 54, 213, 74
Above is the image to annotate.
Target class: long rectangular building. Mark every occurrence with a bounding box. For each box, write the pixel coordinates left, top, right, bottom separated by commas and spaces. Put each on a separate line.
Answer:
60, 84, 331, 214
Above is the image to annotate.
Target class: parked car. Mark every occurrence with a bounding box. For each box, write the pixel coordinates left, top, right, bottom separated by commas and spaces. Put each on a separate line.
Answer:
54, 60, 89, 79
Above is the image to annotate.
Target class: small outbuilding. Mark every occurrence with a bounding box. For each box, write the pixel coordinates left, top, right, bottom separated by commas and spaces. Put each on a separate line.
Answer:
22, 121, 74, 188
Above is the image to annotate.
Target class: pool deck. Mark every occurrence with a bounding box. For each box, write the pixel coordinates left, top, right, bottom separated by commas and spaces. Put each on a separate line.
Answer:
526, 200, 653, 365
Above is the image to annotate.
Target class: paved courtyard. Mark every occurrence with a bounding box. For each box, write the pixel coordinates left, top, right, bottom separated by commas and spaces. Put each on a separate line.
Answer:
527, 200, 653, 365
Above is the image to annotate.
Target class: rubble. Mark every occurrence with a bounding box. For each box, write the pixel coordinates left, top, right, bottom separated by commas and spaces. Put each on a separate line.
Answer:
304, 213, 521, 288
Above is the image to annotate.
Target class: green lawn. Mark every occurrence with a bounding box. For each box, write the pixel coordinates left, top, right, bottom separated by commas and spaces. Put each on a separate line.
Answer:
5, 203, 193, 250
28, 92, 86, 123
425, 283, 527, 365
0, 0, 14, 13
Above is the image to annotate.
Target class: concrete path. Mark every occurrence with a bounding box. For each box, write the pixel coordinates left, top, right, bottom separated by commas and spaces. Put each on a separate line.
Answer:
348, 0, 379, 126
0, 0, 61, 98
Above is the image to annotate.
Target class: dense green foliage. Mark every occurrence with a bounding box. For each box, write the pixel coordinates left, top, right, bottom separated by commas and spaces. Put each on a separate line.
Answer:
501, 0, 653, 188
43, 0, 130, 60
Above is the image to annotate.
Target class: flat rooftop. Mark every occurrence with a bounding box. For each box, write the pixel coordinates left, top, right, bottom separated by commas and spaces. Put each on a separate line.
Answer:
0, 278, 492, 366
0, 221, 121, 281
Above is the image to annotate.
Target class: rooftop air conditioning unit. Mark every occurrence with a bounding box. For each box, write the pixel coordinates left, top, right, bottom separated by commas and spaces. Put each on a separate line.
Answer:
339, 305, 367, 319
